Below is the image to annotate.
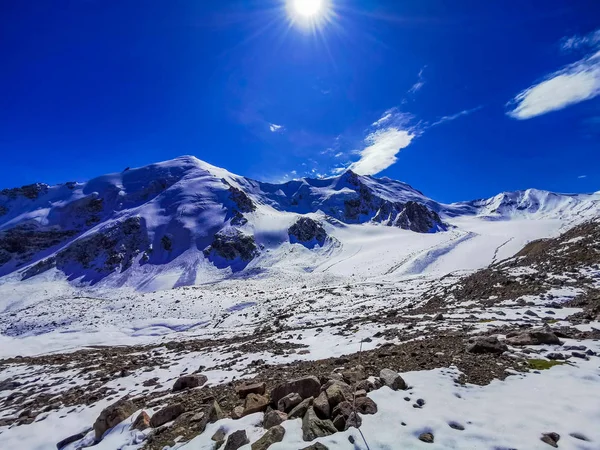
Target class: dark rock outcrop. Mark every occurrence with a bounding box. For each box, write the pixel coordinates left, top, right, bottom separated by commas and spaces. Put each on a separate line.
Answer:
204, 230, 258, 262
288, 218, 328, 247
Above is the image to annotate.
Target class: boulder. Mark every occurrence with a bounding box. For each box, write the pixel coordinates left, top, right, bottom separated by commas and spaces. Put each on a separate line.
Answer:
277, 392, 303, 412
130, 411, 150, 431
212, 427, 226, 442
324, 381, 353, 407
251, 425, 286, 450
231, 406, 244, 419
541, 432, 560, 448
208, 401, 225, 422
379, 369, 407, 391
172, 374, 207, 392
263, 409, 287, 429
243, 393, 269, 416
56, 428, 92, 449
150, 403, 185, 428
288, 397, 313, 419
300, 444, 329, 450
271, 376, 321, 406
93, 399, 136, 441
331, 401, 361, 431
355, 397, 377, 415
419, 432, 434, 443
302, 407, 337, 441
235, 382, 266, 399
313, 391, 330, 419
466, 336, 508, 354
341, 365, 366, 385
224, 430, 250, 450
507, 330, 561, 346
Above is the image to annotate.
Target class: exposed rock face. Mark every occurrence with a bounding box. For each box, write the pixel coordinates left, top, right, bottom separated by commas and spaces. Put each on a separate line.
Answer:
22, 217, 150, 281
204, 230, 258, 262
0, 226, 78, 269
228, 185, 256, 213
288, 218, 328, 247
93, 399, 136, 441
0, 183, 49, 200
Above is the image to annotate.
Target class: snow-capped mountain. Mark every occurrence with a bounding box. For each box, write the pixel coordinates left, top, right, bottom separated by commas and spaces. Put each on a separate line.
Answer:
0, 156, 598, 288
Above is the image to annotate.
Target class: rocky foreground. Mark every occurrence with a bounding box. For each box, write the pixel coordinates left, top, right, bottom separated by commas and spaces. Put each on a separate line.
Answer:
1, 221, 600, 449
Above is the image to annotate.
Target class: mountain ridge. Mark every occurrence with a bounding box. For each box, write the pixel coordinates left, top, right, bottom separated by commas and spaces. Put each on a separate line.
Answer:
1, 155, 598, 288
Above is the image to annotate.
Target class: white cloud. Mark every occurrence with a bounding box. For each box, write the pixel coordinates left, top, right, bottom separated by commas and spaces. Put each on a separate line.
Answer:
334, 152, 344, 158
269, 123, 283, 132
349, 128, 415, 176
408, 67, 426, 94
561, 29, 600, 53
578, 175, 587, 179
431, 106, 482, 126
372, 113, 392, 127
507, 49, 600, 120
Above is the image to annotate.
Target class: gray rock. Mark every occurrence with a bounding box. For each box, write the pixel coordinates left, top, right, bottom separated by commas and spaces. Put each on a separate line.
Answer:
271, 376, 321, 406
313, 391, 330, 419
288, 397, 314, 419
419, 432, 434, 443
524, 310, 539, 317
212, 427, 226, 442
379, 369, 407, 390
224, 429, 250, 450
302, 407, 337, 441
540, 432, 560, 447
172, 374, 207, 392
506, 330, 561, 346
263, 409, 287, 429
277, 392, 303, 412
251, 425, 285, 450
546, 352, 565, 360
341, 365, 366, 385
300, 443, 329, 450
56, 428, 92, 449
324, 381, 353, 407
466, 336, 508, 354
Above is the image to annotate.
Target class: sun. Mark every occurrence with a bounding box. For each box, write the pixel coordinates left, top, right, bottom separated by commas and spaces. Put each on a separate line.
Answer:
292, 0, 323, 17
286, 0, 332, 29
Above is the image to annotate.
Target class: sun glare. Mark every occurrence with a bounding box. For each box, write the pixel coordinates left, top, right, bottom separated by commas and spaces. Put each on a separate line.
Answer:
286, 0, 332, 29
293, 0, 323, 17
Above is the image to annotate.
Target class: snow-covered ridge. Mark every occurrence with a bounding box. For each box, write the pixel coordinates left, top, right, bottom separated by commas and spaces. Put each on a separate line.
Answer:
0, 155, 598, 289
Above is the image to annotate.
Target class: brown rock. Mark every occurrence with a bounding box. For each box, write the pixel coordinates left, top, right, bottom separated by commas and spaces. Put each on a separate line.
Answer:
271, 376, 321, 405
231, 406, 244, 419
419, 432, 434, 443
243, 393, 269, 416
93, 399, 136, 441
172, 374, 208, 392
150, 403, 185, 428
355, 397, 377, 415
130, 411, 150, 431
236, 382, 266, 399
325, 381, 353, 407
302, 407, 337, 441
379, 369, 407, 391
541, 432, 560, 448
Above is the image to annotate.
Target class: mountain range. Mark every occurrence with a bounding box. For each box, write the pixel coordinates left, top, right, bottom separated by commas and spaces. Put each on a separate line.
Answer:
1, 155, 598, 289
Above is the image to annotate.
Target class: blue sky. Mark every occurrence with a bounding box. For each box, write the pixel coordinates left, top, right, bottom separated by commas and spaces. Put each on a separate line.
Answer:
1, 0, 599, 202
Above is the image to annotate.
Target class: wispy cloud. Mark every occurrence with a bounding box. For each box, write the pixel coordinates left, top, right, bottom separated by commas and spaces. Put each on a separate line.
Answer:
408, 67, 426, 94
561, 29, 600, 53
431, 106, 482, 126
269, 123, 283, 132
507, 29, 600, 120
372, 112, 393, 127
349, 128, 415, 176
578, 175, 587, 179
